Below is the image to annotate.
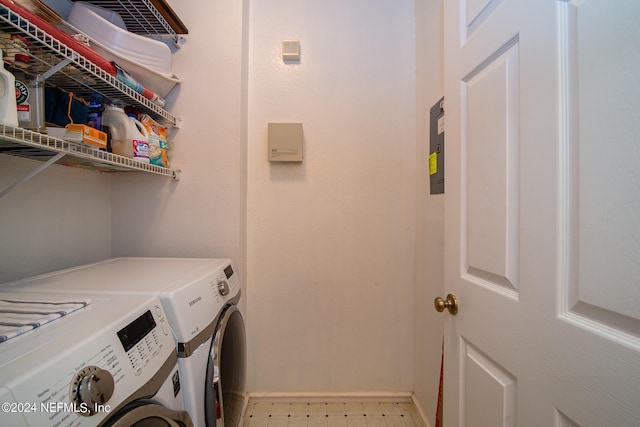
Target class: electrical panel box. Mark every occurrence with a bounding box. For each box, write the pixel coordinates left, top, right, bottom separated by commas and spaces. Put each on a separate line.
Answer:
268, 123, 303, 162
429, 97, 445, 194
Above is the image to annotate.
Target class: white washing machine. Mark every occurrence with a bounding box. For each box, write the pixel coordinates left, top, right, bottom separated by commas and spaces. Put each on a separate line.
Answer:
2, 258, 246, 427
0, 291, 193, 426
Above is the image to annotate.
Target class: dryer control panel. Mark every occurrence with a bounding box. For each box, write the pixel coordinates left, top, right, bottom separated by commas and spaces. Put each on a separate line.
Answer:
224, 264, 240, 293
213, 264, 240, 303
150, 260, 241, 345
216, 264, 239, 297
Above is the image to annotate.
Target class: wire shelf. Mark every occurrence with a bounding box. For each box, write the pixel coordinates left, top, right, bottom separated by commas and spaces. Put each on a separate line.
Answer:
0, 4, 181, 181
71, 0, 187, 45
0, 124, 180, 178
0, 4, 180, 126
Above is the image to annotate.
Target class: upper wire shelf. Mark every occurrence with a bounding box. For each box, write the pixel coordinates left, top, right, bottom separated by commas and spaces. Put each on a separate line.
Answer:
0, 3, 180, 126
70, 0, 187, 46
0, 3, 182, 183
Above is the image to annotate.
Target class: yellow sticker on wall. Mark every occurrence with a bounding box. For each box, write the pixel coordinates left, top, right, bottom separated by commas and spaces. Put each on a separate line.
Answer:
428, 152, 437, 176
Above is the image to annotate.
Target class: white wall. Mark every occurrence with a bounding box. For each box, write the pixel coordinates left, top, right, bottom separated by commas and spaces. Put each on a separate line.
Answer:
109, 0, 248, 286
413, 0, 445, 424
246, 0, 417, 393
0, 156, 111, 282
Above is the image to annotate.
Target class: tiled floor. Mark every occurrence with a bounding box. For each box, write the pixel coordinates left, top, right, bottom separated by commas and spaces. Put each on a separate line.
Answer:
243, 401, 424, 427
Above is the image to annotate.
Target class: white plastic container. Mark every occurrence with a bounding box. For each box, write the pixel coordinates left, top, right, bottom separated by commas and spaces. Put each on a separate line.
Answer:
101, 105, 129, 157
103, 106, 151, 163
67, 2, 172, 76
0, 50, 18, 127
66, 2, 180, 98
128, 115, 150, 163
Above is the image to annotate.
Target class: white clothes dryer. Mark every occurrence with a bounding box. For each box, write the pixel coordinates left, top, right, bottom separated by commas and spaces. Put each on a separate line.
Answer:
2, 258, 246, 427
0, 291, 193, 426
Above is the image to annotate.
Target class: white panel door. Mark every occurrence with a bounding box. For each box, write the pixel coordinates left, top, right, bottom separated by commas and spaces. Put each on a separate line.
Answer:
443, 0, 640, 425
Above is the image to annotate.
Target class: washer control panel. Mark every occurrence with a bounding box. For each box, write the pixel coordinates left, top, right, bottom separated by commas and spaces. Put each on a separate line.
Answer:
118, 306, 169, 376
69, 365, 115, 416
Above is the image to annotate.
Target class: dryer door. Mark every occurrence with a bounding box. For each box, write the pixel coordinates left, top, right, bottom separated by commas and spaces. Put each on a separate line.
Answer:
205, 305, 246, 427
103, 399, 193, 427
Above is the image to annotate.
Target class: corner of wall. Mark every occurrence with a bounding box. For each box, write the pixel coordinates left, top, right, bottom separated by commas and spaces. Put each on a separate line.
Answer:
412, 393, 434, 427
413, 0, 445, 426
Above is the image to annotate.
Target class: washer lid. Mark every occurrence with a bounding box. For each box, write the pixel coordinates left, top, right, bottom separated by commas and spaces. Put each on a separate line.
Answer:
0, 294, 90, 344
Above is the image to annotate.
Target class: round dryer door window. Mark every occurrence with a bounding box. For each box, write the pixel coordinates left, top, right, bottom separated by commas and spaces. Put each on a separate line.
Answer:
206, 305, 247, 427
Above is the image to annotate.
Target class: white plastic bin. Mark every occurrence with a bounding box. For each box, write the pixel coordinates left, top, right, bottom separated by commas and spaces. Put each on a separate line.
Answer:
67, 1, 172, 76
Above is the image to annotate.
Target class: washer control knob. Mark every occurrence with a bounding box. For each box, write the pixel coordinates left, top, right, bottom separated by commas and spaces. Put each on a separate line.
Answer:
217, 279, 230, 296
70, 366, 115, 416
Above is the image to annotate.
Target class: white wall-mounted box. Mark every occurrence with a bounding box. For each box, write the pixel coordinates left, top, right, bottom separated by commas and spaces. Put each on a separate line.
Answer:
268, 123, 303, 162
282, 39, 301, 61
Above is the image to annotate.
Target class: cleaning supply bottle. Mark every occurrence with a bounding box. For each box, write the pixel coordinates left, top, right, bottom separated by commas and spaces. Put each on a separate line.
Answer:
0, 50, 18, 127
101, 104, 129, 157
86, 93, 104, 130
14, 72, 45, 132
128, 114, 150, 163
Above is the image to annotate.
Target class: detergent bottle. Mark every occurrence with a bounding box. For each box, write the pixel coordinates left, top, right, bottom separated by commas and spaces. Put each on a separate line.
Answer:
0, 50, 18, 127
102, 104, 129, 157
128, 114, 150, 163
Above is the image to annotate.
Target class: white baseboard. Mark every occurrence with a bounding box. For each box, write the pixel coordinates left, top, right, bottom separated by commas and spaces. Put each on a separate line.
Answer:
245, 391, 413, 403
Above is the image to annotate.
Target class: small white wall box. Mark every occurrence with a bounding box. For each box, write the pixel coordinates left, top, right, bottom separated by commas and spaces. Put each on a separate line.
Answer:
282, 39, 300, 61
268, 123, 303, 162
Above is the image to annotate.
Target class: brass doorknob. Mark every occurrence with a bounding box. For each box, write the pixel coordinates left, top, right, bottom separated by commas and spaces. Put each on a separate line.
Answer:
434, 293, 458, 315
